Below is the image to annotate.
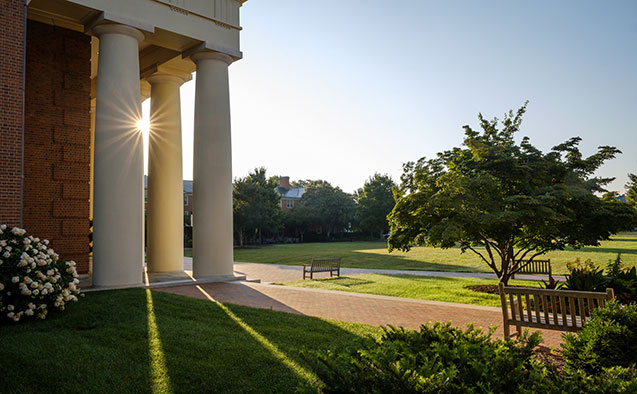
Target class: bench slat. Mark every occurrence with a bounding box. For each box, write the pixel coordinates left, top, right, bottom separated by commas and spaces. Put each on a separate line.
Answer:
499, 284, 614, 337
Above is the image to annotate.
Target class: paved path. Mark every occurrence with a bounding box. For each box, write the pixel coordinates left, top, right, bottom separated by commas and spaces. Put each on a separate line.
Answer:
157, 280, 564, 347
183, 257, 563, 283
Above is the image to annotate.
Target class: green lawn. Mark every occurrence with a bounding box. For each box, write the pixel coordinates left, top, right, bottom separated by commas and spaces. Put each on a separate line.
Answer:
279, 274, 539, 307
194, 232, 637, 275
0, 289, 380, 394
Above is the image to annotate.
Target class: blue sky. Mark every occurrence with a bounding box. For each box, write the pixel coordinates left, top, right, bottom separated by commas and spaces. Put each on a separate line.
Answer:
143, 0, 637, 194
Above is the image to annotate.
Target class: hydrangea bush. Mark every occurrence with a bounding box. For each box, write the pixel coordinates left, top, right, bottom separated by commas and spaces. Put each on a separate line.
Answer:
0, 225, 80, 322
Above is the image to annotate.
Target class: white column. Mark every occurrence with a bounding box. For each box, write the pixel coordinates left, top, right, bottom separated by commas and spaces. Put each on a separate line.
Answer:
92, 24, 145, 287
146, 73, 188, 273
191, 51, 234, 278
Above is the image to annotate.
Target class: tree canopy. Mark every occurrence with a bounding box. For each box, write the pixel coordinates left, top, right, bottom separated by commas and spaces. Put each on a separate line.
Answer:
295, 180, 355, 238
355, 173, 396, 238
388, 103, 637, 284
233, 167, 283, 246
626, 173, 637, 209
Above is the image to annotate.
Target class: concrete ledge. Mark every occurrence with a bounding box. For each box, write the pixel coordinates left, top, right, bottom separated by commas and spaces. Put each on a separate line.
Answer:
81, 271, 247, 292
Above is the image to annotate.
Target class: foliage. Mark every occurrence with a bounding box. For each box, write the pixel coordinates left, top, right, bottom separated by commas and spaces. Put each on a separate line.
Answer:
295, 180, 355, 238
605, 254, 637, 304
233, 167, 283, 246
626, 173, 637, 209
561, 301, 637, 374
562, 255, 636, 304
301, 322, 554, 394
388, 102, 637, 284
354, 173, 396, 238
563, 258, 608, 292
539, 276, 563, 290
0, 225, 80, 322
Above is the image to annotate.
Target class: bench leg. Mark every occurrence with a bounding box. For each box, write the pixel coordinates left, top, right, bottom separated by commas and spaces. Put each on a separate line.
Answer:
310, 271, 313, 280
516, 325, 522, 337
503, 320, 510, 339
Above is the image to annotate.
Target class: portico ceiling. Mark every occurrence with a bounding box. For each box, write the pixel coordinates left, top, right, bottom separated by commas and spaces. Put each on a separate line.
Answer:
27, 0, 245, 80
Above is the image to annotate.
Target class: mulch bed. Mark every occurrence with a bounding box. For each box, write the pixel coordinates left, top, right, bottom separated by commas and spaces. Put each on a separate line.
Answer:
534, 345, 566, 371
463, 284, 535, 294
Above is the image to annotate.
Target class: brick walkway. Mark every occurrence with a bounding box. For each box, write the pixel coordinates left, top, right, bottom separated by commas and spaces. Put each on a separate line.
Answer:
184, 258, 565, 283
156, 280, 564, 347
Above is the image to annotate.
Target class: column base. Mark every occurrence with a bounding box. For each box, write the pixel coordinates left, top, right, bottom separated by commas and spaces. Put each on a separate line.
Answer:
79, 269, 247, 292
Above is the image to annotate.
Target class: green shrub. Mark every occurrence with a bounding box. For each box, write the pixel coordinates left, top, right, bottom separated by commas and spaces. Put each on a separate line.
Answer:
0, 225, 80, 322
606, 254, 637, 304
301, 322, 554, 394
561, 302, 637, 374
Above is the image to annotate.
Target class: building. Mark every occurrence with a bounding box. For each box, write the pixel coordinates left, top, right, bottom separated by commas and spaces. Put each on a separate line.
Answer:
274, 176, 305, 210
0, 0, 247, 287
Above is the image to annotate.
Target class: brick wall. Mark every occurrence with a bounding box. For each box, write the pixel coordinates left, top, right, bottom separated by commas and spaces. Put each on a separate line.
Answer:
23, 20, 91, 274
0, 1, 25, 226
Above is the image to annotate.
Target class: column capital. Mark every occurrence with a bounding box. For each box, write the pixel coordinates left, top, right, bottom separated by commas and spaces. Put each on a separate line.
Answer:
146, 72, 191, 86
190, 50, 234, 65
92, 23, 145, 43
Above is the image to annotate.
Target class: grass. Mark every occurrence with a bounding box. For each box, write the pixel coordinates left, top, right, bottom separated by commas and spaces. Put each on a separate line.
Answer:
278, 274, 539, 307
189, 232, 637, 275
0, 288, 381, 394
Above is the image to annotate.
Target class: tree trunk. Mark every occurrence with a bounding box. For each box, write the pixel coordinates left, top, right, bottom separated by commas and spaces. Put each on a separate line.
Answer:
239, 231, 244, 247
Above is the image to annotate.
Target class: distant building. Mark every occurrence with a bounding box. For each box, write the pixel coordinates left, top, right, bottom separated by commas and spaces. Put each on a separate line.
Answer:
274, 176, 305, 210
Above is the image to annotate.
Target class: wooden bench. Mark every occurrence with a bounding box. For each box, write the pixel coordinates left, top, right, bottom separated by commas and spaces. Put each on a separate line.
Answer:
510, 259, 553, 280
498, 283, 614, 338
303, 258, 341, 280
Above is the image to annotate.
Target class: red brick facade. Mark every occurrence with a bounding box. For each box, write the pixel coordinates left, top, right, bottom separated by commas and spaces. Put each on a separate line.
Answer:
23, 20, 91, 274
0, 1, 25, 227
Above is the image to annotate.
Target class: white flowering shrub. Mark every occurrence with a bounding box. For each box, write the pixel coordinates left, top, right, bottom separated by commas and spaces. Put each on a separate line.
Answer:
0, 225, 80, 322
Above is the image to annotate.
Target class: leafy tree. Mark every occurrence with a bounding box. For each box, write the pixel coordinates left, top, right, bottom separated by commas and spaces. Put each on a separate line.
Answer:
388, 103, 637, 284
355, 173, 396, 238
626, 173, 637, 209
233, 168, 283, 246
296, 180, 355, 238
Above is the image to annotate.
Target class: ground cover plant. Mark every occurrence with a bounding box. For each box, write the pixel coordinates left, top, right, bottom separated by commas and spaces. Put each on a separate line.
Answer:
561, 302, 637, 374
278, 274, 538, 307
0, 288, 381, 394
199, 233, 637, 275
302, 322, 637, 393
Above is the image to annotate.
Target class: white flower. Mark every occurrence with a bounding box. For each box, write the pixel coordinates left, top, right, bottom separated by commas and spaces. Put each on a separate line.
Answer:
0, 240, 6, 247
0, 224, 6, 230
7, 305, 15, 311
41, 289, 48, 295
11, 276, 19, 283
0, 283, 4, 291
5, 246, 11, 252
39, 304, 46, 309
46, 269, 54, 276
24, 276, 32, 284
3, 252, 10, 258
32, 289, 39, 296
7, 312, 15, 319
11, 227, 26, 236
23, 238, 31, 245
28, 303, 35, 309
24, 309, 34, 316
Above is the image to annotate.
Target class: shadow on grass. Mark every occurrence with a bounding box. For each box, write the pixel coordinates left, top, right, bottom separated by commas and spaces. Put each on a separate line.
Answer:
150, 287, 376, 393
0, 289, 154, 394
572, 247, 637, 255
236, 242, 481, 272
